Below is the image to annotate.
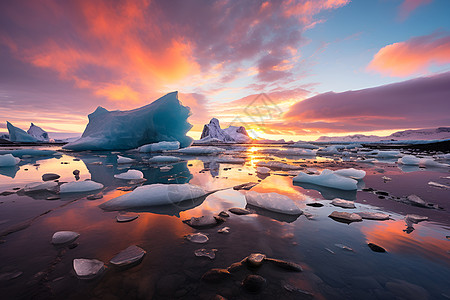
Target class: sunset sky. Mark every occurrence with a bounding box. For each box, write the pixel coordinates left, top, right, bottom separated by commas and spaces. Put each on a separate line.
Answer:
1, 0, 449, 141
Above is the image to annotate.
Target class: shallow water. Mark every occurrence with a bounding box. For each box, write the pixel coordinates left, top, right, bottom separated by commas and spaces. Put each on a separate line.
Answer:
0, 145, 449, 299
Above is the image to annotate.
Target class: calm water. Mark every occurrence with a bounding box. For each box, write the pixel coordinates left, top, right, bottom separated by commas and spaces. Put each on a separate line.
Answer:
0, 145, 449, 299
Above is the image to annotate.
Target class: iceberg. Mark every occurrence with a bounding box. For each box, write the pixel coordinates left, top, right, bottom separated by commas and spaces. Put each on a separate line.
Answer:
174, 146, 226, 155
60, 181, 104, 193
114, 170, 144, 180
293, 169, 358, 190
0, 154, 20, 167
138, 141, 180, 152
198, 118, 252, 143
27, 123, 49, 142
245, 191, 302, 215
63, 92, 193, 151
6, 121, 37, 142
100, 183, 207, 210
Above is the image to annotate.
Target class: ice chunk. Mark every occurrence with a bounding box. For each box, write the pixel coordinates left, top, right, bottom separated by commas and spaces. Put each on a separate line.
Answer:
138, 141, 180, 152
185, 233, 209, 243
256, 167, 270, 174
110, 245, 146, 267
428, 181, 449, 188
199, 118, 252, 143
148, 155, 181, 163
73, 259, 104, 279
256, 161, 303, 170
27, 123, 49, 142
60, 181, 104, 193
160, 165, 173, 171
6, 121, 37, 142
23, 181, 58, 193
329, 211, 362, 222
116, 212, 139, 222
331, 198, 356, 208
63, 92, 193, 151
286, 142, 319, 149
357, 212, 390, 220
333, 168, 366, 180
398, 155, 420, 165
194, 248, 217, 259
0, 154, 20, 167
293, 169, 358, 190
100, 184, 207, 210
245, 191, 302, 215
277, 149, 316, 156
0, 149, 58, 157
317, 146, 340, 155
114, 170, 144, 180
405, 214, 428, 223
215, 157, 246, 164
51, 231, 80, 245
117, 155, 135, 164
370, 150, 401, 158
174, 146, 226, 155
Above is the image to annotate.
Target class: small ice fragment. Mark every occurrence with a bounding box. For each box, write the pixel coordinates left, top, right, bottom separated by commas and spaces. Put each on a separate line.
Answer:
256, 167, 270, 174
194, 248, 217, 259
160, 165, 173, 172
334, 243, 353, 251
73, 259, 104, 279
357, 212, 390, 220
148, 156, 181, 163
116, 212, 139, 222
117, 155, 135, 164
185, 233, 209, 243
110, 245, 146, 267
114, 170, 144, 180
218, 227, 230, 233
60, 181, 103, 193
329, 211, 362, 222
52, 231, 80, 245
428, 181, 449, 189
331, 198, 356, 209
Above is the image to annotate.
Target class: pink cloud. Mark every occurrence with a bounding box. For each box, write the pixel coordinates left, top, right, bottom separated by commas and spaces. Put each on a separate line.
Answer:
398, 0, 432, 20
367, 32, 450, 77
283, 72, 450, 133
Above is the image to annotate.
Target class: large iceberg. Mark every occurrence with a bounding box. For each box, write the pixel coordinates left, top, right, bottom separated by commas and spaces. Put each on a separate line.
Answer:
63, 92, 193, 151
198, 118, 252, 143
6, 121, 38, 142
27, 123, 49, 142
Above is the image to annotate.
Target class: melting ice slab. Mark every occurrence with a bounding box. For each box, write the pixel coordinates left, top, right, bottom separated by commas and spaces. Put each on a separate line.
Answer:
293, 169, 359, 190
245, 191, 302, 215
63, 92, 193, 151
100, 183, 207, 210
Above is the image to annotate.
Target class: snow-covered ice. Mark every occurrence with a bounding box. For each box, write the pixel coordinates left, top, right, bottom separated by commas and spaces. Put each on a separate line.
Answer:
198, 118, 252, 143
0, 154, 20, 167
333, 168, 366, 180
60, 181, 104, 193
114, 170, 144, 180
100, 184, 207, 210
245, 191, 302, 215
6, 121, 37, 142
138, 141, 180, 152
63, 92, 193, 151
293, 169, 358, 190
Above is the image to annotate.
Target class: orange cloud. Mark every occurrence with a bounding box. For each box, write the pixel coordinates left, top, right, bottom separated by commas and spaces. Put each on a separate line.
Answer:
367, 32, 450, 77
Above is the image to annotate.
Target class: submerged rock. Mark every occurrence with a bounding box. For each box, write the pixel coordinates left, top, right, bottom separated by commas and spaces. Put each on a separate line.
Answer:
229, 207, 251, 215
329, 211, 362, 222
73, 259, 104, 279
194, 248, 217, 259
116, 212, 139, 222
51, 231, 80, 245
183, 215, 225, 228
185, 233, 209, 244
331, 198, 356, 209
242, 275, 266, 293
110, 245, 146, 267
201, 268, 231, 282
264, 258, 303, 272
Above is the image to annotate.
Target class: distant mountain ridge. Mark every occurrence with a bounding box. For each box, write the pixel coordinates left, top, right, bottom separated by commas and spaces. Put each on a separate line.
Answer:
316, 127, 450, 142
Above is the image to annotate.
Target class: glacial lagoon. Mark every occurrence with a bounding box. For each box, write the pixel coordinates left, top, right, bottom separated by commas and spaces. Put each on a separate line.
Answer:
0, 144, 449, 299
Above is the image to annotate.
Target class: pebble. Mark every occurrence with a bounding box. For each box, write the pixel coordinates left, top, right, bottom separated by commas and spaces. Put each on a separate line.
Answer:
329, 211, 362, 222
73, 170, 80, 175
246, 253, 266, 267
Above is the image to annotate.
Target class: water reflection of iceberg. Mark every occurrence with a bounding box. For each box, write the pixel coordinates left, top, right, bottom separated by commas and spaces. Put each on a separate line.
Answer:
293, 182, 357, 200
246, 204, 301, 223
0, 166, 20, 178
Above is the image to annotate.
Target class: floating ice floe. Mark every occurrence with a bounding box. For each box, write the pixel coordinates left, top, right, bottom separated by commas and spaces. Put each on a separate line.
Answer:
185, 233, 209, 243
60, 181, 104, 193
138, 141, 180, 152
114, 170, 144, 180
174, 146, 226, 155
357, 212, 390, 220
331, 198, 356, 208
160, 165, 173, 171
398, 155, 420, 165
51, 231, 80, 245
6, 121, 38, 142
194, 248, 217, 259
110, 245, 146, 267
23, 181, 59, 193
63, 92, 192, 151
293, 169, 358, 190
148, 155, 182, 163
215, 157, 246, 164
333, 168, 366, 180
286, 142, 319, 149
428, 181, 449, 189
117, 155, 135, 164
0, 154, 20, 167
245, 191, 302, 215
256, 161, 303, 170
329, 211, 362, 222
256, 167, 271, 174
73, 259, 104, 279
369, 150, 401, 158
0, 149, 58, 158
317, 146, 340, 155
100, 184, 207, 210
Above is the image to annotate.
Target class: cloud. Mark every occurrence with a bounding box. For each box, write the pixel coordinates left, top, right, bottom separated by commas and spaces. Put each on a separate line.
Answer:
367, 32, 450, 77
283, 71, 450, 133
398, 0, 432, 20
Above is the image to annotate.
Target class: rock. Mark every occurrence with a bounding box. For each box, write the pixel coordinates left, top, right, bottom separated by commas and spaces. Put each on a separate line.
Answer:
116, 212, 139, 222
183, 215, 225, 228
264, 258, 303, 272
368, 243, 386, 253
329, 211, 362, 223
233, 182, 259, 190
331, 198, 356, 209
201, 268, 231, 282
406, 194, 428, 208
242, 275, 266, 293
73, 170, 80, 176
42, 173, 60, 181
246, 253, 266, 267
227, 262, 244, 273
110, 245, 146, 267
218, 227, 230, 234
357, 212, 390, 220
405, 214, 428, 223
194, 248, 217, 259
306, 202, 324, 207
185, 233, 209, 244
218, 211, 229, 218
228, 207, 251, 215
86, 194, 103, 200
283, 283, 314, 298
51, 231, 80, 245
73, 259, 104, 279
